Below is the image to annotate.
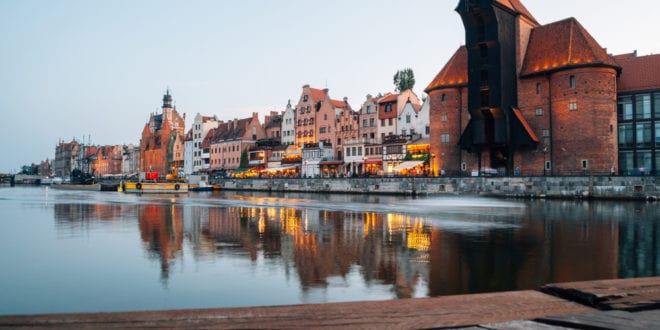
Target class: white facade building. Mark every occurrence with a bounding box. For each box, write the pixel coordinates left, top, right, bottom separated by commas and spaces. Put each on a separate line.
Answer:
281, 100, 296, 146
397, 98, 429, 139
192, 113, 220, 173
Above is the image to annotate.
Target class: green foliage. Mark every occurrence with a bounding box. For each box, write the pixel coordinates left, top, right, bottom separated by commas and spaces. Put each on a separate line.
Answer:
239, 149, 249, 168
393, 68, 415, 92
20, 165, 38, 175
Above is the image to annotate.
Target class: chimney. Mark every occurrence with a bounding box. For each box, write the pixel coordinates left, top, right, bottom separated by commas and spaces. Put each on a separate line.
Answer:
303, 84, 310, 88
633, 49, 638, 58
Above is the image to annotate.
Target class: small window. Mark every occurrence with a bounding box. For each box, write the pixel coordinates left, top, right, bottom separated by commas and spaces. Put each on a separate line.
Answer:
581, 160, 588, 169
441, 134, 450, 143
461, 162, 467, 171
441, 93, 446, 102
545, 161, 551, 170
569, 101, 578, 111
303, 95, 308, 102
569, 75, 576, 89
406, 115, 411, 123
536, 83, 542, 95
535, 108, 543, 116
542, 129, 550, 137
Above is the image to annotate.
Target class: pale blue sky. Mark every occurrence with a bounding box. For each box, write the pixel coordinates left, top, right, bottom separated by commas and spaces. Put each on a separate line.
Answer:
1, 0, 658, 173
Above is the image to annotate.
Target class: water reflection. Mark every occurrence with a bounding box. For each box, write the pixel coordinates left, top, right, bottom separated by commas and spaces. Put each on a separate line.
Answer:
47, 191, 660, 304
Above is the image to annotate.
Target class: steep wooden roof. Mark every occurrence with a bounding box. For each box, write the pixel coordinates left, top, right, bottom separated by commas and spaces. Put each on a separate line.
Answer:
425, 46, 468, 93
520, 18, 619, 77
615, 53, 660, 93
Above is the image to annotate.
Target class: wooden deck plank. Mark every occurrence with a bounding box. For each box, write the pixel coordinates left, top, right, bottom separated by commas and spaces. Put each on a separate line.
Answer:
0, 291, 593, 330
480, 320, 574, 329
537, 310, 660, 330
541, 277, 660, 311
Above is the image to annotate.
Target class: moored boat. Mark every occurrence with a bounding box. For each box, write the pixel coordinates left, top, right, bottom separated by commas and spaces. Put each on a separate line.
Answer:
120, 181, 188, 194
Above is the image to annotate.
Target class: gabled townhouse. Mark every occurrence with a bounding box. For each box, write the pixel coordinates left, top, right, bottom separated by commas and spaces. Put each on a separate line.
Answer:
359, 94, 379, 142
206, 112, 266, 171
281, 100, 296, 146
121, 144, 140, 176
53, 139, 82, 178
263, 110, 283, 143
398, 98, 430, 139
183, 129, 193, 175
88, 145, 123, 177
333, 97, 358, 161
192, 113, 221, 173
295, 85, 327, 148
140, 90, 186, 177
377, 89, 421, 141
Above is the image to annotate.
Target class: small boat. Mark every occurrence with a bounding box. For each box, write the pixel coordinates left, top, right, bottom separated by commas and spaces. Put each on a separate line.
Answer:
187, 174, 220, 192
51, 182, 102, 191
119, 169, 188, 194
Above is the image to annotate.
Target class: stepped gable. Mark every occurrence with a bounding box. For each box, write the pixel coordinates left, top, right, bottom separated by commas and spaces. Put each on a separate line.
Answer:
425, 46, 468, 93
521, 18, 620, 77
615, 53, 660, 92
494, 0, 539, 25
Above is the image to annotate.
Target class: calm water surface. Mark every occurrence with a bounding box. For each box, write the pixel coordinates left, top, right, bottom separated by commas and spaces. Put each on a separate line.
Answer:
0, 186, 658, 315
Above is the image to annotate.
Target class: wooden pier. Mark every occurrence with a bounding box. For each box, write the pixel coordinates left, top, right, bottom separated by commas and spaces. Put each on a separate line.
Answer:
1, 277, 659, 329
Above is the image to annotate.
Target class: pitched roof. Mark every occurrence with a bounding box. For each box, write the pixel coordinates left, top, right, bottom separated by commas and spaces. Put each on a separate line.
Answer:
494, 0, 538, 25
308, 87, 327, 102
520, 18, 619, 77
425, 46, 468, 93
615, 53, 660, 93
331, 99, 348, 108
377, 93, 398, 104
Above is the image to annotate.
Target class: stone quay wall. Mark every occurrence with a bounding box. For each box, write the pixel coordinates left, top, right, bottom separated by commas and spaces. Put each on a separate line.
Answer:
219, 176, 660, 200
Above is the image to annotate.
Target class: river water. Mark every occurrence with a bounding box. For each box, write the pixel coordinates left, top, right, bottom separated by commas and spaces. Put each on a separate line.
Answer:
0, 186, 658, 315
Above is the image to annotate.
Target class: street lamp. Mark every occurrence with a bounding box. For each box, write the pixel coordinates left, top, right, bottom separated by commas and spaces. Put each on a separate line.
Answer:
431, 153, 436, 177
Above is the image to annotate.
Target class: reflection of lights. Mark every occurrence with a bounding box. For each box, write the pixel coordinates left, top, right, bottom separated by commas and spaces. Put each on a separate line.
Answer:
258, 218, 265, 234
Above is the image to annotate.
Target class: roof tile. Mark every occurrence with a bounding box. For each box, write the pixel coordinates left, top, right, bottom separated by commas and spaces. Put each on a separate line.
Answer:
425, 46, 468, 93
615, 53, 660, 92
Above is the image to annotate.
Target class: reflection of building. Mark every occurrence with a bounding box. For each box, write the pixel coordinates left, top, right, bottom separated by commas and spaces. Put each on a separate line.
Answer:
138, 204, 184, 282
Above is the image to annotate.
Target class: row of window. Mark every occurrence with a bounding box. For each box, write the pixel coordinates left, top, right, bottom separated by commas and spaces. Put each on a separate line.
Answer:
618, 93, 660, 121
619, 151, 659, 174
619, 122, 660, 148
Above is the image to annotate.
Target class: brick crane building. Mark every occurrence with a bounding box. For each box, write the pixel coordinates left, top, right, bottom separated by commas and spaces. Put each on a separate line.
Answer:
427, 0, 620, 176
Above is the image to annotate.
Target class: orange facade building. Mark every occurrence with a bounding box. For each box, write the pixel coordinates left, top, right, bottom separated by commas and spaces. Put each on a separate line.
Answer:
140, 90, 186, 177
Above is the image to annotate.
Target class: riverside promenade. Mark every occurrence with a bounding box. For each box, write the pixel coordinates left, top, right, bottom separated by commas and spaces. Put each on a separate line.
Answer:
1, 277, 659, 329
219, 175, 660, 200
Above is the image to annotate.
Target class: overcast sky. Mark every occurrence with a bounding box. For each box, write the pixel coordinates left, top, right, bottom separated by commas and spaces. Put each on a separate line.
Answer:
1, 0, 658, 173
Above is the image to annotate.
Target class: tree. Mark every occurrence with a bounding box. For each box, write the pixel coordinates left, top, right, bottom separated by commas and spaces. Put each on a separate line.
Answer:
393, 68, 415, 92
239, 149, 249, 168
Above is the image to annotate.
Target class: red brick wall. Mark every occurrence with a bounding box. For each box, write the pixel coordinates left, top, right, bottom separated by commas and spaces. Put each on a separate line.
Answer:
546, 67, 617, 175
429, 86, 471, 176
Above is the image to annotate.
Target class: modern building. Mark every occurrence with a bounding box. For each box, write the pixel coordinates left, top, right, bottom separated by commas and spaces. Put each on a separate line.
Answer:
427, 0, 619, 176
614, 52, 660, 175
139, 90, 186, 177
183, 129, 193, 175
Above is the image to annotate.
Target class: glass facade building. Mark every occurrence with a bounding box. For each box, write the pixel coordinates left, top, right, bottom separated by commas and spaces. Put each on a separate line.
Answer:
617, 92, 660, 175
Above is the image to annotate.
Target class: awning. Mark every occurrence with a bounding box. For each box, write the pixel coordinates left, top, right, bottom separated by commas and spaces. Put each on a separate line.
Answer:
362, 159, 382, 165
319, 160, 344, 166
262, 164, 299, 172
394, 160, 424, 171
